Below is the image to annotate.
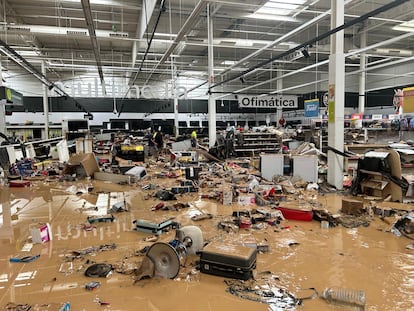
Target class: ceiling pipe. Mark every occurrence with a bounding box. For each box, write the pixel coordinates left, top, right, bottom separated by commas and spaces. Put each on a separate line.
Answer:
268, 55, 414, 96
217, 1, 346, 77
118, 0, 167, 116
81, 0, 106, 95
124, 0, 166, 90
0, 39, 91, 114
228, 31, 414, 96
185, 0, 353, 95
140, 0, 208, 86
127, 0, 158, 85
209, 0, 411, 91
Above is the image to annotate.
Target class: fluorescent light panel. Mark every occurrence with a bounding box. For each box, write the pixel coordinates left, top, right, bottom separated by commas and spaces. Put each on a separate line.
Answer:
221, 60, 236, 65
247, 0, 305, 21
393, 19, 414, 32
257, 7, 292, 16
247, 13, 297, 22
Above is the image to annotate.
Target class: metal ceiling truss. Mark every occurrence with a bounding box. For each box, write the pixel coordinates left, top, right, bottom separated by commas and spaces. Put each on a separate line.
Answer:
81, 0, 107, 95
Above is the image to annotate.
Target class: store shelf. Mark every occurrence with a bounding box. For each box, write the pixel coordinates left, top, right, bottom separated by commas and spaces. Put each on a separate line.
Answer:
234, 132, 281, 156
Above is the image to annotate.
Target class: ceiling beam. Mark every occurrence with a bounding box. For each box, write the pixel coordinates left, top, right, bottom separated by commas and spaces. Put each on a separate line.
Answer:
210, 0, 411, 91
81, 0, 106, 95
139, 0, 208, 87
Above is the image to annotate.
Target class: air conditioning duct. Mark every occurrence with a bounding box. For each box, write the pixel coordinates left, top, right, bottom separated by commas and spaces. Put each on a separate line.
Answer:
6, 26, 31, 33
66, 30, 88, 36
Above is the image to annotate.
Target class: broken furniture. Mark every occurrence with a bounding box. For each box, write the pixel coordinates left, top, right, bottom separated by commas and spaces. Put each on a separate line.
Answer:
353, 149, 404, 202
234, 131, 281, 156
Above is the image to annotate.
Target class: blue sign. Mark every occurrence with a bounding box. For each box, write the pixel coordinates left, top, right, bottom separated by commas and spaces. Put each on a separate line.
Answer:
304, 99, 319, 117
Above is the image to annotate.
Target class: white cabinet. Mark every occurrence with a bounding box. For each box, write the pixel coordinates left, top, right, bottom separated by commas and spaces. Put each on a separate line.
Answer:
260, 154, 284, 181
292, 155, 318, 182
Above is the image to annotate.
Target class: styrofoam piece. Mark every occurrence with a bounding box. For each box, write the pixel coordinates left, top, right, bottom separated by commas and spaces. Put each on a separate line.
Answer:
56, 139, 70, 162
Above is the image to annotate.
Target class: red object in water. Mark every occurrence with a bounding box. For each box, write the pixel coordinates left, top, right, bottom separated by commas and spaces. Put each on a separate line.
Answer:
275, 206, 313, 221
151, 202, 165, 211
239, 216, 252, 229
9, 180, 31, 187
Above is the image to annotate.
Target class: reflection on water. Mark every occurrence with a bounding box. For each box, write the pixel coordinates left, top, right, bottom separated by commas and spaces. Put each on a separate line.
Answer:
0, 181, 413, 310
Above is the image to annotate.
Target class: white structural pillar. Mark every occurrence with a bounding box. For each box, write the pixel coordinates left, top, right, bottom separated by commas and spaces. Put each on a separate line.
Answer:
0, 59, 5, 136
207, 4, 216, 148
170, 64, 179, 138
42, 61, 49, 139
174, 96, 179, 138
358, 26, 367, 114
276, 70, 283, 123
327, 0, 345, 190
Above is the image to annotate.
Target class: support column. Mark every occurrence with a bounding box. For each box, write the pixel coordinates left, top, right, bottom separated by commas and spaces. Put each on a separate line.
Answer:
276, 70, 283, 123
174, 96, 179, 138
0, 58, 5, 136
327, 0, 345, 190
358, 25, 366, 114
42, 61, 49, 139
171, 64, 179, 138
207, 4, 216, 148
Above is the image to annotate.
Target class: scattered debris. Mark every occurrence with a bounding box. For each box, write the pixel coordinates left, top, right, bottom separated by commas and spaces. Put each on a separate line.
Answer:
9, 254, 40, 263
84, 263, 113, 278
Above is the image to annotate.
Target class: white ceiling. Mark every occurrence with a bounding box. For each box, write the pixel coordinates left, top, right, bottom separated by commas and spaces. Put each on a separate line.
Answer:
0, 0, 414, 99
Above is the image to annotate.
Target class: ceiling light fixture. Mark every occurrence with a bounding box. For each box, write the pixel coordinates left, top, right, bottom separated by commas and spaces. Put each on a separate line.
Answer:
392, 19, 414, 32
247, 0, 306, 21
246, 13, 297, 22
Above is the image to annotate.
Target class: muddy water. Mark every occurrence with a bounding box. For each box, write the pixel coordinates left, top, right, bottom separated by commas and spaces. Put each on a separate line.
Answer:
0, 179, 413, 311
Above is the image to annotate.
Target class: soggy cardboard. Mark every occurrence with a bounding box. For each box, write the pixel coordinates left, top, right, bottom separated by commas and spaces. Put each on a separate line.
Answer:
64, 153, 99, 177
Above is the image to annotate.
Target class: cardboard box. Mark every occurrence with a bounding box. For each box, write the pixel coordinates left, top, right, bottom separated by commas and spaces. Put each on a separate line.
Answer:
222, 187, 233, 205
64, 153, 99, 177
94, 171, 130, 184
341, 198, 365, 216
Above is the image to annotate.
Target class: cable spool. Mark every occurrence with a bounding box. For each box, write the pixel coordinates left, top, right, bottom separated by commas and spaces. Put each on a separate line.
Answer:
175, 225, 204, 255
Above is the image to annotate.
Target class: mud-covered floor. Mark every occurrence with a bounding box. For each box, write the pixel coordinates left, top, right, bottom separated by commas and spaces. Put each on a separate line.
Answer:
0, 168, 413, 311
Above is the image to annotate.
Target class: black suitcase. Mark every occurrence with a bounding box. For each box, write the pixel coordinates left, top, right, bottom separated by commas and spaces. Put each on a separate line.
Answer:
199, 242, 256, 280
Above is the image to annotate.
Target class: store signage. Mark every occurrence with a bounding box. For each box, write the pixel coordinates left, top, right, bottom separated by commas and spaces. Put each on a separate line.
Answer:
304, 99, 319, 117
55, 78, 188, 99
237, 95, 298, 109
0, 86, 23, 105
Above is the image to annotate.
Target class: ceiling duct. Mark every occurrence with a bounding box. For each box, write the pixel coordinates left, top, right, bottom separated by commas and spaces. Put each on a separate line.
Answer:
109, 32, 129, 38
66, 30, 88, 36
375, 48, 412, 57
6, 25, 31, 33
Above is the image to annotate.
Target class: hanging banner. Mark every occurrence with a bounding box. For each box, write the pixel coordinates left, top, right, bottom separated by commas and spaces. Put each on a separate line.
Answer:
238, 95, 298, 109
403, 86, 414, 113
304, 99, 319, 117
328, 84, 335, 123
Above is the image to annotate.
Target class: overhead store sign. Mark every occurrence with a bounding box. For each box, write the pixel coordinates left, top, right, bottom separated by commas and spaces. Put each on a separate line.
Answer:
304, 99, 319, 117
0, 86, 23, 105
238, 95, 298, 109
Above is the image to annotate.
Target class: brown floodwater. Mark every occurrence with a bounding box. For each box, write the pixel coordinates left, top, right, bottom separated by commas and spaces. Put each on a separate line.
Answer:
0, 176, 413, 311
